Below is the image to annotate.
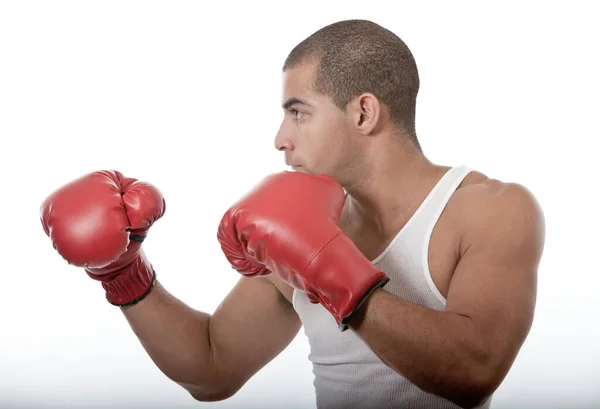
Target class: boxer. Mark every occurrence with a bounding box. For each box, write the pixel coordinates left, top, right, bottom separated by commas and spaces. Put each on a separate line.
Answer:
41, 19, 545, 409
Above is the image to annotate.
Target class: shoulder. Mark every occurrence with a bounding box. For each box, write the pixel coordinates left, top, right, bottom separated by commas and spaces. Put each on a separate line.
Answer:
447, 170, 546, 256
450, 170, 542, 215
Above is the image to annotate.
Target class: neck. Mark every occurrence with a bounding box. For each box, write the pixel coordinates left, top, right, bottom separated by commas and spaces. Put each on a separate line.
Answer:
342, 145, 448, 236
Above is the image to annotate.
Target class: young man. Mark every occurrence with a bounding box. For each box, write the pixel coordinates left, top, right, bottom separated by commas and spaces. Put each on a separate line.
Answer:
41, 20, 545, 409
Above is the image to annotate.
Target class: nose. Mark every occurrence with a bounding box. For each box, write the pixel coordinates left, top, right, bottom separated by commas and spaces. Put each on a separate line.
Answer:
274, 122, 293, 152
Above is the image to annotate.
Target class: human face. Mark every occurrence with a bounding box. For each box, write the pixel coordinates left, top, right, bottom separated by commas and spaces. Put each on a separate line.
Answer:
274, 62, 356, 178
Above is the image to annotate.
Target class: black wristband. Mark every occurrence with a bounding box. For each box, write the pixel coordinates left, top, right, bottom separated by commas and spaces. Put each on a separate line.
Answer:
338, 276, 390, 332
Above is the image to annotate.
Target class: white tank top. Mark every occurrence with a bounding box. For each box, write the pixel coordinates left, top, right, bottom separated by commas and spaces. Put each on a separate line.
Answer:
292, 165, 493, 409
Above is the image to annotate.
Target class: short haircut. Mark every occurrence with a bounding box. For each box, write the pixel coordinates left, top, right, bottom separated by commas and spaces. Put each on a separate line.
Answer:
284, 19, 420, 146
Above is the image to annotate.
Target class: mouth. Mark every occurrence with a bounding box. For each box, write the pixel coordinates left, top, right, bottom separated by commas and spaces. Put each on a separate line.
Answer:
285, 160, 305, 172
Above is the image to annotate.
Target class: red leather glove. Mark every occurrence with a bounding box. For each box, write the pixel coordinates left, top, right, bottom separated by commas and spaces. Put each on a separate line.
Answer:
40, 170, 166, 306
218, 171, 389, 330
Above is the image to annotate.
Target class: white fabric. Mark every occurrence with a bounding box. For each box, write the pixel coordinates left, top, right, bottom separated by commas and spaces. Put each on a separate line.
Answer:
293, 165, 493, 409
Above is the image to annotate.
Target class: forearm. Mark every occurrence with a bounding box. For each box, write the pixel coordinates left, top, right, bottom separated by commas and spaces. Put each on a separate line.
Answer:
349, 289, 492, 408
121, 281, 227, 400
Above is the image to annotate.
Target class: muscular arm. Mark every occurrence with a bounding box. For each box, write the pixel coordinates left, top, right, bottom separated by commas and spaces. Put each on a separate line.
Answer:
122, 274, 300, 401
348, 182, 545, 408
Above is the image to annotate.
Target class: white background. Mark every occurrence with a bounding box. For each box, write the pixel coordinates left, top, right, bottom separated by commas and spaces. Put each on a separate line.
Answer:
1, 1, 598, 408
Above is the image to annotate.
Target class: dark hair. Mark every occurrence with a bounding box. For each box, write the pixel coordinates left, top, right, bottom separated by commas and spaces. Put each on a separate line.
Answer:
283, 19, 420, 147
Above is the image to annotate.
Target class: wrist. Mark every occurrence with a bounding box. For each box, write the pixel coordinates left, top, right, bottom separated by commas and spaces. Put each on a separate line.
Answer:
345, 287, 386, 330
87, 251, 156, 307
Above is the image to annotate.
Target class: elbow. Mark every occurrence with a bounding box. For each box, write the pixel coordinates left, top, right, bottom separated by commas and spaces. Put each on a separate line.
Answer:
175, 346, 244, 401
445, 365, 501, 409
416, 372, 495, 409
444, 339, 506, 408
189, 386, 237, 402
186, 380, 242, 402
449, 389, 493, 409
418, 351, 500, 409
177, 373, 243, 403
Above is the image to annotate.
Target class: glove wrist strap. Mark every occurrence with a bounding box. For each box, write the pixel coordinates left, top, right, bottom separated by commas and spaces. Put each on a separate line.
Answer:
105, 269, 157, 308
88, 251, 157, 307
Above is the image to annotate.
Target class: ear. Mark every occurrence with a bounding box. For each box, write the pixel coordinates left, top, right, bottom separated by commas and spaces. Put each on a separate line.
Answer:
348, 93, 381, 135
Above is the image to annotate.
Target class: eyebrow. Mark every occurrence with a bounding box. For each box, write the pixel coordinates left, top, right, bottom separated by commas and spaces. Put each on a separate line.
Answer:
282, 97, 311, 110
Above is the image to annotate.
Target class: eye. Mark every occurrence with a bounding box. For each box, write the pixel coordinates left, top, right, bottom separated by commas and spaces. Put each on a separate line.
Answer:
290, 108, 304, 120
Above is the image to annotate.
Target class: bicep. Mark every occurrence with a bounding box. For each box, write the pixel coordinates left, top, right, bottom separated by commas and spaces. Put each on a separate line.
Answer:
446, 241, 538, 352
445, 184, 545, 375
208, 275, 301, 392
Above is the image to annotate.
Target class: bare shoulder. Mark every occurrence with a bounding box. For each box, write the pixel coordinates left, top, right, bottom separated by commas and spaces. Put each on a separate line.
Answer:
447, 170, 546, 257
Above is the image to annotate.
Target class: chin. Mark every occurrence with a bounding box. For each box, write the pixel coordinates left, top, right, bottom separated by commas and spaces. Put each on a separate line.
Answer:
291, 165, 309, 174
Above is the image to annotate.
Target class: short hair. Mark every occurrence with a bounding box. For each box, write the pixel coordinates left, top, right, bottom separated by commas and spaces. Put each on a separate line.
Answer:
283, 19, 420, 147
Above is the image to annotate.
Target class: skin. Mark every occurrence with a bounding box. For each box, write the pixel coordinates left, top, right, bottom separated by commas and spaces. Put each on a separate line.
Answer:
121, 275, 298, 401
121, 59, 544, 408
273, 60, 545, 408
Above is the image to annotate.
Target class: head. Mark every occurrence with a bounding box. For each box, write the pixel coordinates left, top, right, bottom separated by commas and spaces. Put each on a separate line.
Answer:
275, 19, 421, 183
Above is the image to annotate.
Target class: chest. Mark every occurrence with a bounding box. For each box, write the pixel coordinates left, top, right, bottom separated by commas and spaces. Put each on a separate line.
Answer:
340, 210, 461, 300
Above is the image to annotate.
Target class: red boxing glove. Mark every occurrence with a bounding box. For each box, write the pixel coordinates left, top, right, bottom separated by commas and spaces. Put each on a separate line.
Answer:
41, 170, 166, 306
218, 171, 389, 330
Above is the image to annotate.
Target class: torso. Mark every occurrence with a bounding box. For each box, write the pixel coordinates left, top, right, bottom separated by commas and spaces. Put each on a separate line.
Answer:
269, 165, 502, 409
269, 167, 494, 303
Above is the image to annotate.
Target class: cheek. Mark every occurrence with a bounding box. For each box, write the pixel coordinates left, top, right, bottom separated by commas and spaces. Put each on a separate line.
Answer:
312, 124, 348, 171
297, 112, 347, 170
306, 121, 336, 154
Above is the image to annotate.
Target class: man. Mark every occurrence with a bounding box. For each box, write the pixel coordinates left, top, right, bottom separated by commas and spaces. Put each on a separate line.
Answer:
41, 19, 545, 409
